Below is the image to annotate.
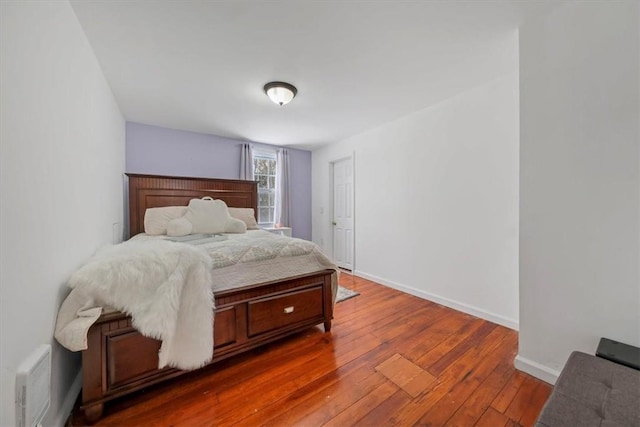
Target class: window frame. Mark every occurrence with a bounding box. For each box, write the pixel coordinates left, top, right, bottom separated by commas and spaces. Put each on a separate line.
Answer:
253, 149, 277, 226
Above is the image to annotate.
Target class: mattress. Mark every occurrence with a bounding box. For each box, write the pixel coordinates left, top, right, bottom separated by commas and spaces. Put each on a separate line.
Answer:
130, 229, 337, 293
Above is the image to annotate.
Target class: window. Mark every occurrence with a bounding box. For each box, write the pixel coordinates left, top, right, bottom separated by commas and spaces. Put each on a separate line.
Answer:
253, 151, 277, 225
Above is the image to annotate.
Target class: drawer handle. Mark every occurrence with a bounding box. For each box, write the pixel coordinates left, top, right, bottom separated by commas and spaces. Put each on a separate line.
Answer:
284, 306, 294, 314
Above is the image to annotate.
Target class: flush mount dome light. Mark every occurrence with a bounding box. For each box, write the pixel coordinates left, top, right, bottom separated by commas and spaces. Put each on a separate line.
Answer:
264, 81, 297, 106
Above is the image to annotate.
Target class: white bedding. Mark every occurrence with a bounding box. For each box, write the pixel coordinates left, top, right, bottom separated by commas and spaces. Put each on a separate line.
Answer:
54, 230, 338, 370
132, 230, 338, 293
55, 239, 214, 370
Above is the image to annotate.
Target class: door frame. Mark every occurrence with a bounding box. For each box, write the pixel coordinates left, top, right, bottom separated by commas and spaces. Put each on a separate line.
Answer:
329, 154, 355, 271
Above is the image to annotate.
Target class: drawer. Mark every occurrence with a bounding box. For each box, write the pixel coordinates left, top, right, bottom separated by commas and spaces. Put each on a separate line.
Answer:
248, 287, 324, 337
214, 306, 236, 348
107, 332, 162, 389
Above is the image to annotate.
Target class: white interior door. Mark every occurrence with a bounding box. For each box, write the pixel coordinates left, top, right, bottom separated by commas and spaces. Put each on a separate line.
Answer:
332, 157, 354, 270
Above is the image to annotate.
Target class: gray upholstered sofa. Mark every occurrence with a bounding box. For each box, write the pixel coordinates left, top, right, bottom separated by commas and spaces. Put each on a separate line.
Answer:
535, 351, 640, 426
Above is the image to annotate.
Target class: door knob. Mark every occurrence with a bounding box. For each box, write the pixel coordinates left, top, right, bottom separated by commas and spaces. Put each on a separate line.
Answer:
332, 221, 337, 226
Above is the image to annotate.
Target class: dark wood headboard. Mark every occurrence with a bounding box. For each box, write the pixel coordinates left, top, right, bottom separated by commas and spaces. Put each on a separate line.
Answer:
126, 173, 258, 237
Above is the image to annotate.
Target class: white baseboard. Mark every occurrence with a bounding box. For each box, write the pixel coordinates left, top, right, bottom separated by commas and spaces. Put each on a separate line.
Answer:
514, 354, 560, 385
52, 369, 82, 427
352, 270, 519, 331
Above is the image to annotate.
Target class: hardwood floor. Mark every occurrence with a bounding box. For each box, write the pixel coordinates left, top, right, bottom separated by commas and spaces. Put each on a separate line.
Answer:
70, 273, 551, 426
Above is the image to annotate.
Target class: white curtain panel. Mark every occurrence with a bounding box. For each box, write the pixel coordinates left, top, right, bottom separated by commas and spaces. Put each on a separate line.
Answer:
239, 143, 254, 180
275, 149, 291, 227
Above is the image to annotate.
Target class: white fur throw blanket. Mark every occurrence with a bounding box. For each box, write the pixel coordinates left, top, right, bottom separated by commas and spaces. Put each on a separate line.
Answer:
54, 240, 213, 370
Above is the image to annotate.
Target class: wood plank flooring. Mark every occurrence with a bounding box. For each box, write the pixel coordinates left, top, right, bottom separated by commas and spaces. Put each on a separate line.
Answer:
70, 273, 552, 426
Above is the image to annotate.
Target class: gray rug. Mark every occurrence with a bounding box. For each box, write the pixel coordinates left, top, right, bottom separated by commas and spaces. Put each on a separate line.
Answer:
336, 285, 360, 303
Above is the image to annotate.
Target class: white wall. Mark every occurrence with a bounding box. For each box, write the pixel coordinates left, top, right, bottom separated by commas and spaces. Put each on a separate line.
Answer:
312, 38, 520, 329
518, 0, 640, 384
0, 2, 125, 426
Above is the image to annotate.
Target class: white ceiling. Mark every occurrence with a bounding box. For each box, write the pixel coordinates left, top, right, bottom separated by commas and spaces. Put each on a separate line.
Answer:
70, 1, 560, 150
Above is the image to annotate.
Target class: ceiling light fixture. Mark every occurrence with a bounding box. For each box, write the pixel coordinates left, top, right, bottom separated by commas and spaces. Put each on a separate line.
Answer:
264, 81, 297, 106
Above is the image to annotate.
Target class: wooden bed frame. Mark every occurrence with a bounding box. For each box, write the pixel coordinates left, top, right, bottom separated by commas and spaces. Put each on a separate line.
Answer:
80, 174, 334, 423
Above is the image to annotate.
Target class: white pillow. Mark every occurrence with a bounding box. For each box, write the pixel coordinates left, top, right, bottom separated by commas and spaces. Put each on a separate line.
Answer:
166, 198, 247, 236
167, 216, 192, 237
144, 206, 188, 235
228, 208, 260, 230
225, 217, 248, 233
186, 197, 229, 234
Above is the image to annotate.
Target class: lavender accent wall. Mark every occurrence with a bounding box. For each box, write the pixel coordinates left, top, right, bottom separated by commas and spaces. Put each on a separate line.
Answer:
126, 122, 312, 240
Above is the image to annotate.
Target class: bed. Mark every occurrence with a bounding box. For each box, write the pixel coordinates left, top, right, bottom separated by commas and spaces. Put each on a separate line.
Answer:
73, 174, 337, 423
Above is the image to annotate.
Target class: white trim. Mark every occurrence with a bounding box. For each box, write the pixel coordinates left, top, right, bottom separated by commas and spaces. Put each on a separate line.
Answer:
351, 151, 356, 272
352, 269, 519, 331
514, 354, 560, 385
51, 368, 82, 427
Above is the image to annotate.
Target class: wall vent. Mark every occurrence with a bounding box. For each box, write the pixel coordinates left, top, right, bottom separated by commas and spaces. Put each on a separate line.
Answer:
15, 344, 51, 427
